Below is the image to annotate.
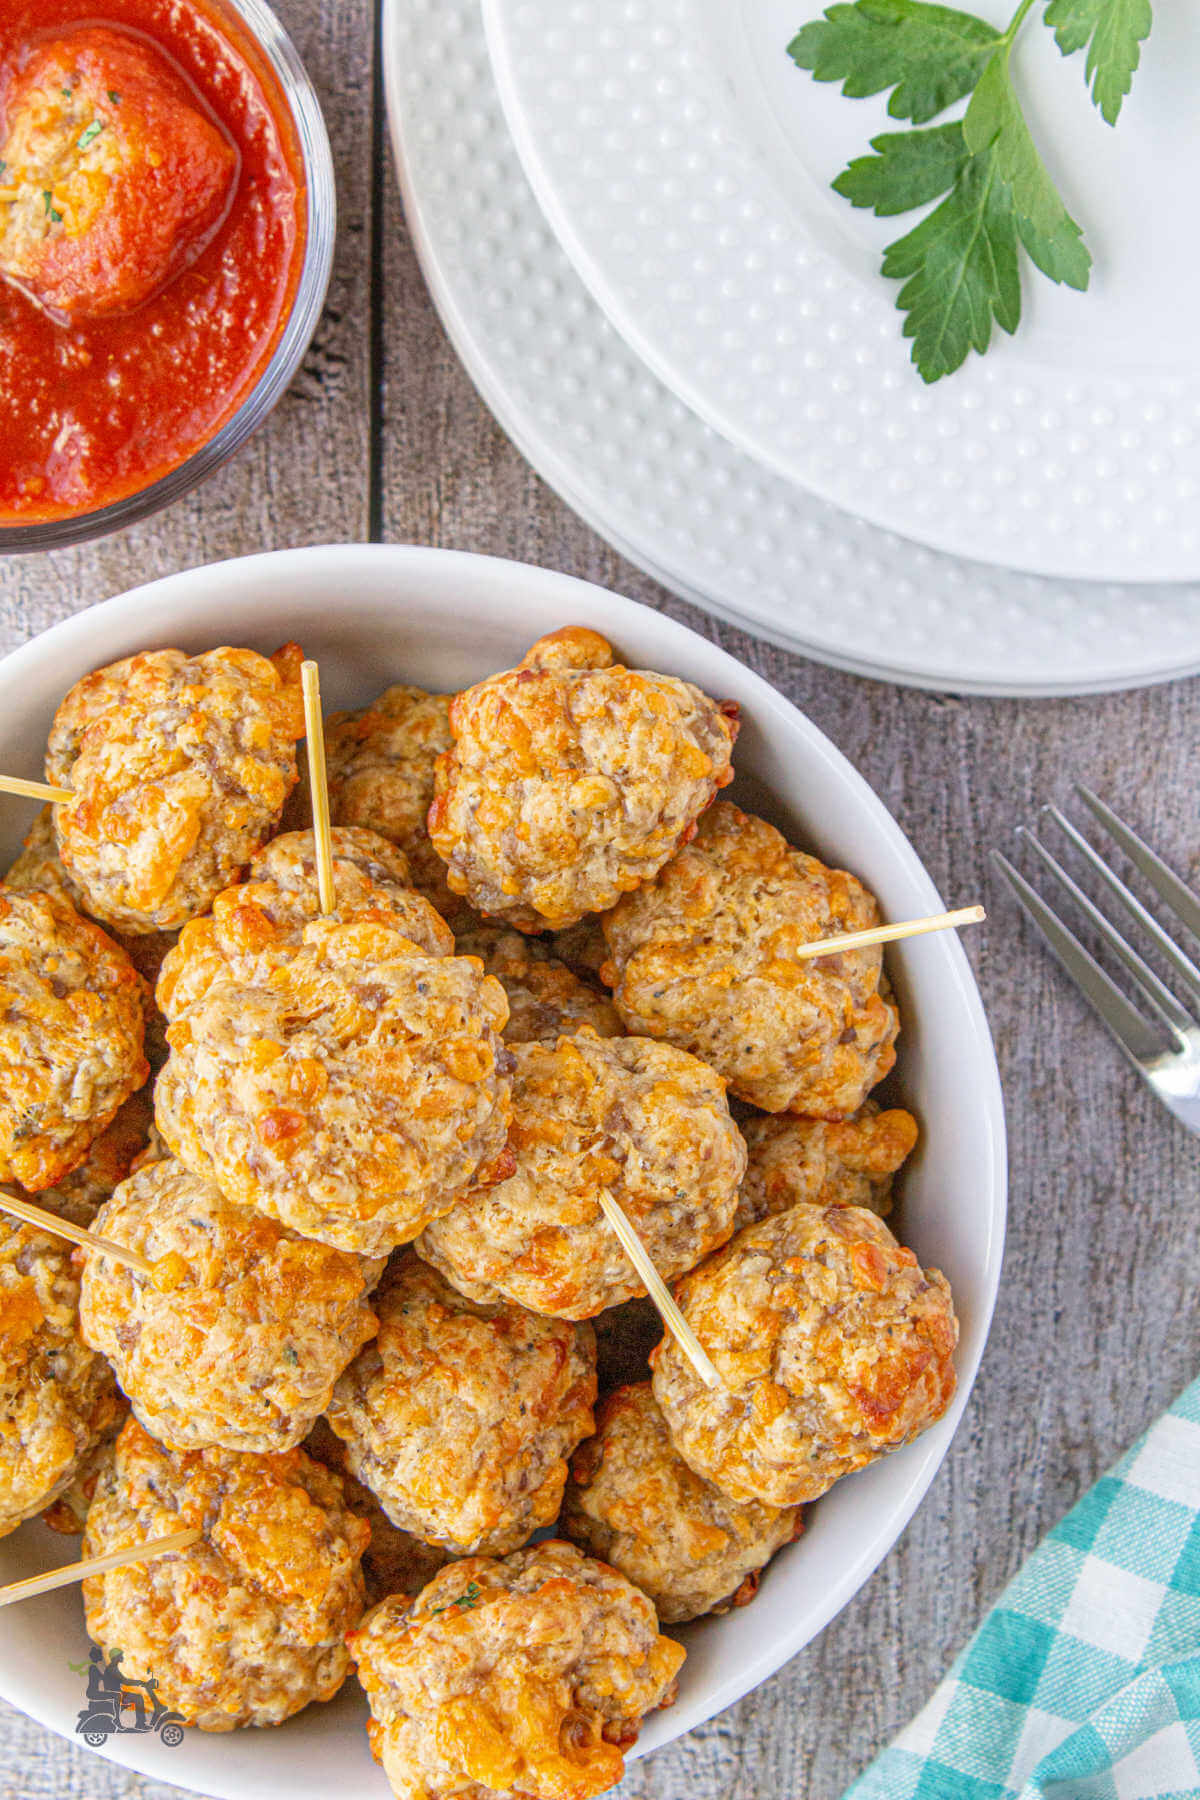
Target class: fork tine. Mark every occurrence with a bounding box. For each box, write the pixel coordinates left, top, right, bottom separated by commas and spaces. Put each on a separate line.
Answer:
1075, 785, 1200, 943
1018, 827, 1196, 1043
990, 851, 1168, 1067
1042, 804, 1200, 1011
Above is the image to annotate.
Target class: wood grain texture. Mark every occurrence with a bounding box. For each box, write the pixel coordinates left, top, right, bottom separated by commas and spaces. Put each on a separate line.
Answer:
2, 2, 1200, 1796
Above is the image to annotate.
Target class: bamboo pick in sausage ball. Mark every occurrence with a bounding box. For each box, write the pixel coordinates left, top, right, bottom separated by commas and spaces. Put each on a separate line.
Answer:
651, 1203, 958, 1509
350, 1540, 685, 1800
427, 627, 739, 932
562, 1381, 802, 1625
45, 644, 306, 936
0, 888, 148, 1192
326, 1252, 596, 1557
79, 1156, 383, 1455
156, 825, 454, 1022
601, 801, 900, 1116
417, 1027, 745, 1320
82, 1418, 370, 1731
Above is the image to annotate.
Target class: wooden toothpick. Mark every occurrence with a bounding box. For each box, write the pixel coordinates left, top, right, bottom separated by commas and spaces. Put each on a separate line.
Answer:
0, 776, 72, 805
0, 1190, 156, 1280
300, 661, 335, 917
0, 1528, 202, 1609
793, 904, 986, 962
596, 1190, 722, 1390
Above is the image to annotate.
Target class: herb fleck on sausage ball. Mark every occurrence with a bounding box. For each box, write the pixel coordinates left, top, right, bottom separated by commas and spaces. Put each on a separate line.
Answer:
651, 1204, 958, 1508
0, 888, 147, 1190
319, 683, 458, 917
0, 1218, 120, 1537
455, 922, 623, 1044
156, 914, 513, 1257
428, 627, 738, 931
350, 1540, 685, 1800
601, 802, 900, 1116
47, 644, 305, 935
563, 1382, 802, 1623
156, 825, 452, 1020
79, 1157, 382, 1454
328, 1253, 595, 1556
734, 1102, 918, 1232
418, 1029, 745, 1319
82, 1419, 370, 1731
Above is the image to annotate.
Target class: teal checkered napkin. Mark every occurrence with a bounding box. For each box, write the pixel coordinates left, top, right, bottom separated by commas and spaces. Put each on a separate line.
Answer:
845, 1377, 1200, 1800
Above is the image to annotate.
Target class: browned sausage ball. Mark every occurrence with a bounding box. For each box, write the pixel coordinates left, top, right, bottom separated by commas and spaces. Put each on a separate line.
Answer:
427, 628, 738, 931
734, 1102, 918, 1232
327, 1253, 595, 1556
0, 1217, 121, 1537
79, 1157, 382, 1454
601, 802, 900, 1116
18, 1087, 153, 1229
350, 1540, 685, 1800
652, 1204, 958, 1507
156, 825, 453, 1020
563, 1382, 802, 1623
47, 644, 305, 935
82, 1419, 370, 1730
318, 683, 459, 918
418, 1028, 746, 1319
455, 922, 623, 1044
0, 888, 147, 1190
155, 914, 513, 1257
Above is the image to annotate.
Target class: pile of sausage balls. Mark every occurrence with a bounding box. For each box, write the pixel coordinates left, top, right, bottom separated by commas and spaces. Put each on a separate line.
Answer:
0, 627, 957, 1799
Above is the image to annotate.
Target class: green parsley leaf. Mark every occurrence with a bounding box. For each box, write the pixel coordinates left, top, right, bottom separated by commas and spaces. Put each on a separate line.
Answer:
42, 191, 63, 225
430, 1579, 482, 1616
962, 51, 1090, 285
788, 0, 1001, 124
107, 89, 122, 106
1043, 0, 1152, 124
280, 1346, 298, 1366
0, 162, 6, 179
77, 120, 104, 150
880, 148, 1021, 381
834, 119, 968, 214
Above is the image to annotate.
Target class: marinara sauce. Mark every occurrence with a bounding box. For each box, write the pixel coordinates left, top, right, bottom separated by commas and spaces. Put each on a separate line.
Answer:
0, 0, 306, 524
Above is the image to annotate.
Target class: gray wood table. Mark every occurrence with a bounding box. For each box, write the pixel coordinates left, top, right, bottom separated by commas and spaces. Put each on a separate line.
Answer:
2, 4, 1199, 1796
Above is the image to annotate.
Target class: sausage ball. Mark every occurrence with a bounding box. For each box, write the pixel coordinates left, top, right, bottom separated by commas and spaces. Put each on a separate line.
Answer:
601, 802, 900, 1116
317, 683, 458, 917
428, 627, 738, 931
0, 888, 147, 1190
79, 1157, 382, 1454
734, 1102, 918, 1232
328, 1254, 594, 1556
593, 1296, 662, 1395
563, 1383, 802, 1623
20, 1087, 153, 1229
0, 1217, 121, 1537
156, 914, 513, 1257
456, 923, 623, 1044
82, 1419, 370, 1730
41, 1399, 128, 1535
350, 1540, 685, 1800
157, 826, 453, 1020
304, 1419, 450, 1607
47, 644, 305, 934
652, 1204, 958, 1508
0, 26, 237, 320
418, 1029, 745, 1319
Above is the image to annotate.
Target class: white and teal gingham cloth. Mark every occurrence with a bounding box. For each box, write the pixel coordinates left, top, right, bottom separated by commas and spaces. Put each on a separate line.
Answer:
846, 1377, 1200, 1800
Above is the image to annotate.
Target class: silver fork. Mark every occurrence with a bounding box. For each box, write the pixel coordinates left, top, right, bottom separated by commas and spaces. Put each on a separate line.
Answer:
991, 785, 1200, 1138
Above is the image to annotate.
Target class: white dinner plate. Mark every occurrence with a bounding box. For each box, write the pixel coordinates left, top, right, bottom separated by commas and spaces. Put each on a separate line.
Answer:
383, 0, 1200, 696
483, 0, 1200, 583
0, 544, 1005, 1794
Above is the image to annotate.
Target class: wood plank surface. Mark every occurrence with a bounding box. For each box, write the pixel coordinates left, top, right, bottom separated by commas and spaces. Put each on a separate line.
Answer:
1, 3, 1199, 1797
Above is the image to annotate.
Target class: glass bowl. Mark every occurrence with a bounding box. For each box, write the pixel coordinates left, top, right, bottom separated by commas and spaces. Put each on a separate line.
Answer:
0, 0, 336, 553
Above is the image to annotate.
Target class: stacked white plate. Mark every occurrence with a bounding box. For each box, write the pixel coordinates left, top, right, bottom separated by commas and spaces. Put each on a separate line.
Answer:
382, 0, 1200, 694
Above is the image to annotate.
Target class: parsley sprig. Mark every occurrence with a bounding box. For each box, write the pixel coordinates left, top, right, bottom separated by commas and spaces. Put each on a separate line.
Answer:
789, 0, 1153, 380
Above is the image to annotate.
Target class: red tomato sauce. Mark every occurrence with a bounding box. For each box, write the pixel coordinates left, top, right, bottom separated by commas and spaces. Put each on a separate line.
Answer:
0, 0, 306, 524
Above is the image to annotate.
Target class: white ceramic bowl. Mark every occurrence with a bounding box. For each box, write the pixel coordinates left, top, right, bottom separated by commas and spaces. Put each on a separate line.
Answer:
0, 545, 1006, 1797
